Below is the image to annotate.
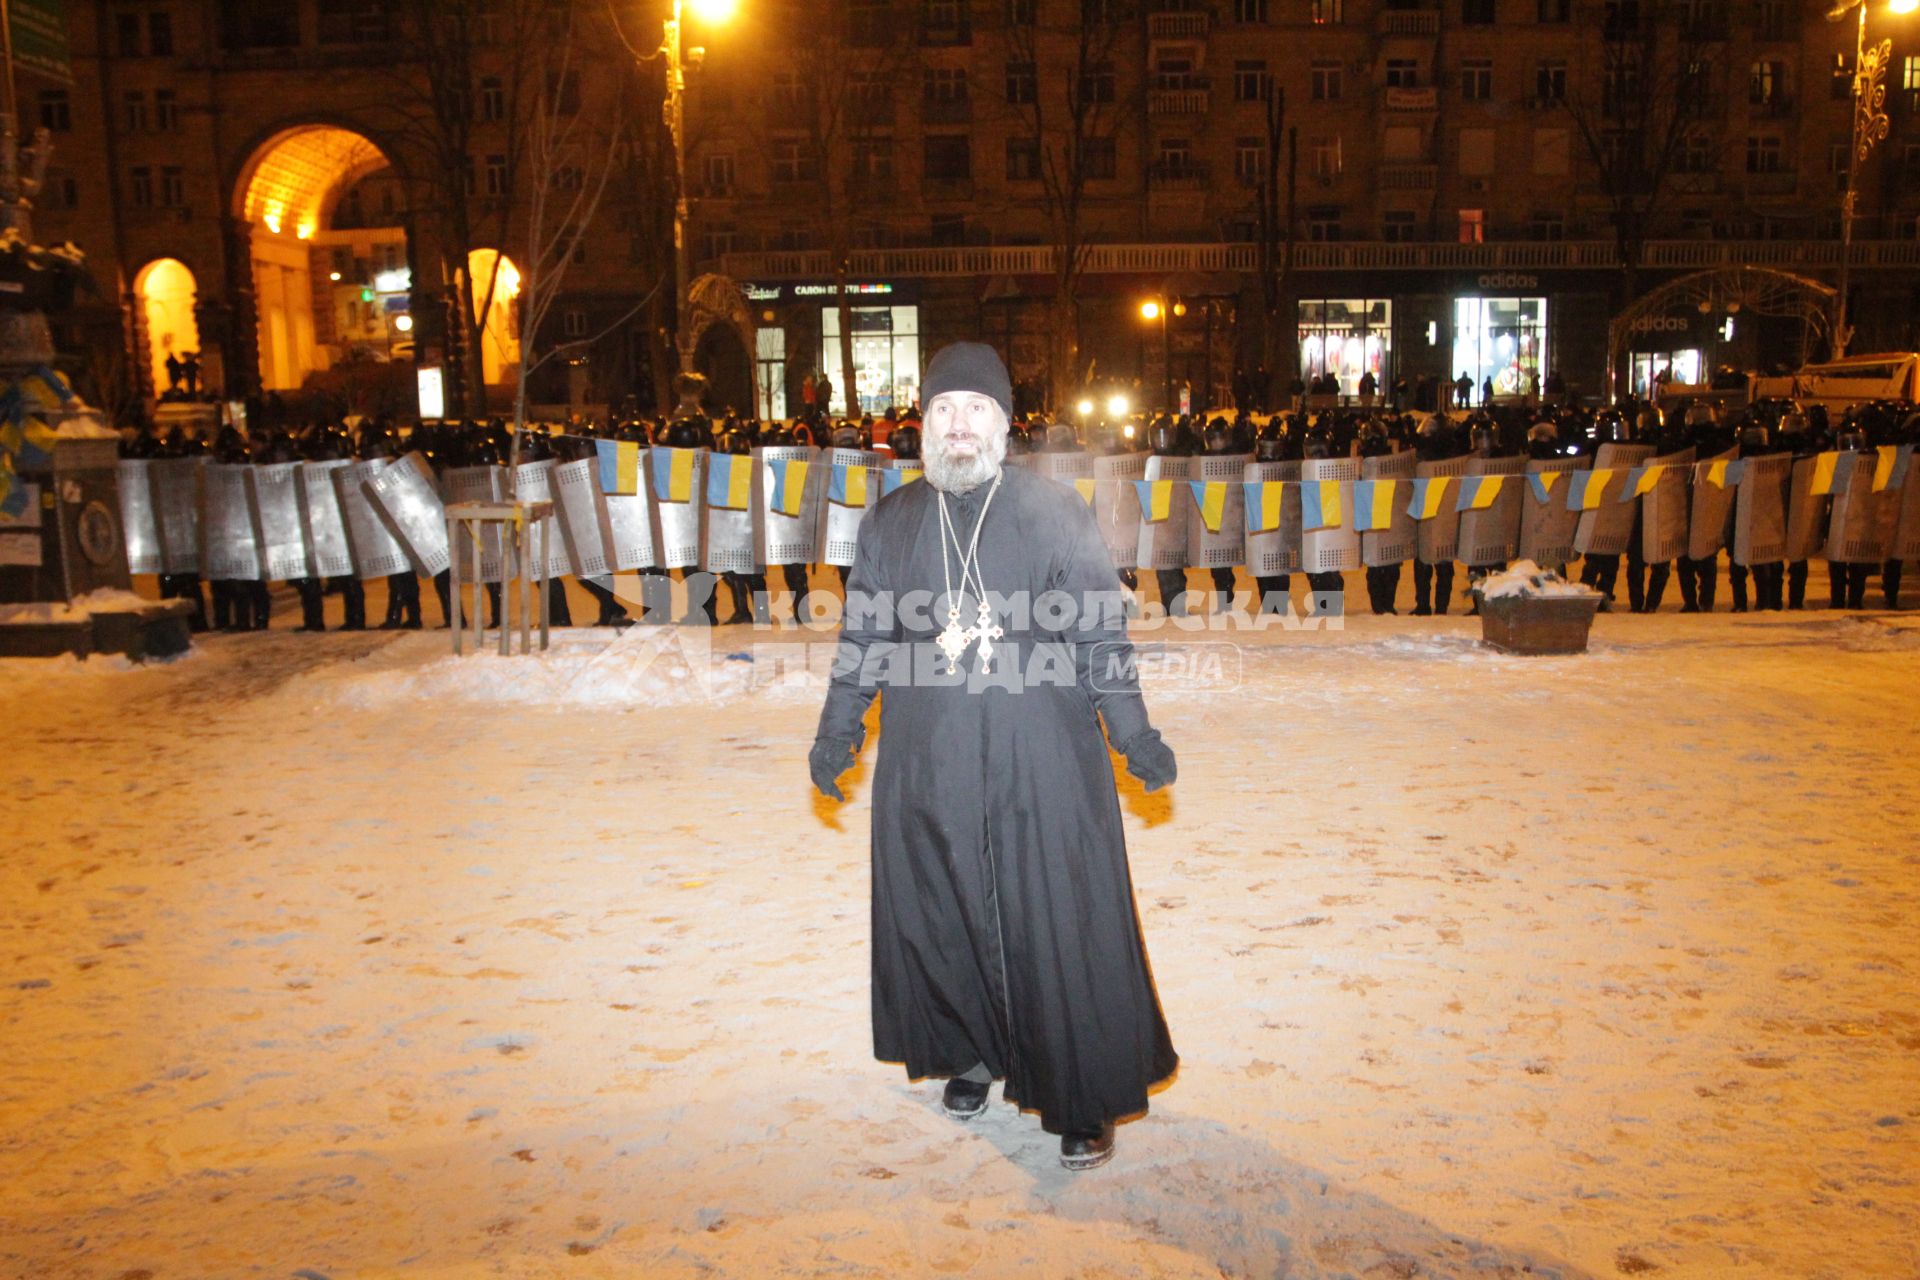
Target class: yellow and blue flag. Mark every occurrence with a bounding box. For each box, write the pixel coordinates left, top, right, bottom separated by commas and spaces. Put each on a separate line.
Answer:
1351, 478, 1398, 531
651, 446, 696, 503
880, 466, 921, 496
1617, 464, 1665, 502
1704, 458, 1733, 490
1809, 451, 1846, 497
1300, 478, 1343, 531
1453, 474, 1505, 513
1872, 444, 1912, 493
1133, 479, 1176, 522
1072, 477, 1097, 506
1188, 480, 1228, 533
1565, 468, 1613, 511
1243, 480, 1286, 534
706, 452, 753, 510
594, 439, 640, 495
0, 465, 23, 520
1405, 475, 1451, 520
829, 462, 870, 507
1722, 459, 1749, 487
769, 457, 810, 515
1526, 470, 1563, 504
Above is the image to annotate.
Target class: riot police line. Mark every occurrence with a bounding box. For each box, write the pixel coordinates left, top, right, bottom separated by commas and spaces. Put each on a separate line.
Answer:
109, 396, 1919, 636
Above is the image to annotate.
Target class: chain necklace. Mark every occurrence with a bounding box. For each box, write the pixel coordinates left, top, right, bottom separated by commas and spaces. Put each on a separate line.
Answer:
934, 476, 1004, 674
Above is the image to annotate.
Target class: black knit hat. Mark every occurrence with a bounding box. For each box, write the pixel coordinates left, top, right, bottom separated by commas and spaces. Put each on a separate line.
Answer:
922, 341, 1013, 424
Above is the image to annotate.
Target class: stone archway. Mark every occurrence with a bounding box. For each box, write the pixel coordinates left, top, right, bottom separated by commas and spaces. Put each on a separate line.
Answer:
683, 272, 757, 411
132, 258, 201, 398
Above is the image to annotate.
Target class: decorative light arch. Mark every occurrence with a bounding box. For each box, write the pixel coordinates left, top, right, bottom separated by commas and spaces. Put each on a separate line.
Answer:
1608, 267, 1837, 397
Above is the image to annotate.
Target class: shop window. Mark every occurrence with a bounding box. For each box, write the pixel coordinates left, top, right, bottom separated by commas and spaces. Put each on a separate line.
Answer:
1298, 299, 1392, 395
823, 305, 921, 415
1452, 296, 1547, 400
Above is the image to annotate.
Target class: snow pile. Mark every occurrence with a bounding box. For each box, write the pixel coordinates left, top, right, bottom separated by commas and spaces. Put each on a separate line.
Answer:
0, 588, 152, 625
1476, 558, 1603, 601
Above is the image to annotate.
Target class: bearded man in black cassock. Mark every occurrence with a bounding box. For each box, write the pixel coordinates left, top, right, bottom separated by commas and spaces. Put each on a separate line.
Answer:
809, 342, 1180, 1171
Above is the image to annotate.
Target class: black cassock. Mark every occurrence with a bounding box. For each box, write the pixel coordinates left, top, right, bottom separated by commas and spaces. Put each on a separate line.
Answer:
815, 464, 1179, 1135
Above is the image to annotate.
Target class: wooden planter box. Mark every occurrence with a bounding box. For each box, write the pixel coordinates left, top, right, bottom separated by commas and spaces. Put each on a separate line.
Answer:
1474, 591, 1602, 655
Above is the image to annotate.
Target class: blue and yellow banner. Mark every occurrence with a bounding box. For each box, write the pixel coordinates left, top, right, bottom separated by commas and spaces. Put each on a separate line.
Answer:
1453, 474, 1505, 513
1351, 478, 1398, 532
0, 467, 23, 520
1565, 468, 1614, 511
706, 452, 753, 510
829, 463, 870, 507
1873, 444, 1913, 493
1722, 459, 1749, 488
880, 466, 921, 496
1809, 451, 1847, 497
1072, 477, 1097, 506
768, 458, 810, 515
1619, 464, 1666, 502
651, 446, 696, 504
1405, 475, 1452, 520
1300, 478, 1343, 531
1704, 458, 1734, 490
1188, 480, 1228, 533
594, 439, 639, 495
1526, 470, 1564, 504
1243, 480, 1286, 534
1133, 479, 1175, 523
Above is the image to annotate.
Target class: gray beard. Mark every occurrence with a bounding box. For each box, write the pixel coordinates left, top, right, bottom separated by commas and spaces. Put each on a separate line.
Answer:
923, 434, 1006, 494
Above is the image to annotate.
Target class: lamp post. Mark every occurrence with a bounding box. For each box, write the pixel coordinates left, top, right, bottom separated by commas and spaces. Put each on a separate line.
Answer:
1139, 298, 1174, 414
1831, 0, 1917, 358
661, 0, 738, 374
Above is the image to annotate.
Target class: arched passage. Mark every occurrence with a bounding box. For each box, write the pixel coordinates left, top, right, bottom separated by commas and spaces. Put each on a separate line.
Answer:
233, 124, 410, 394
134, 258, 200, 396
466, 248, 521, 387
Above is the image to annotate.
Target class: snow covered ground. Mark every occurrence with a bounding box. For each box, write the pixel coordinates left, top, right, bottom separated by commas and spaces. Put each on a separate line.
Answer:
2, 583, 1917, 1279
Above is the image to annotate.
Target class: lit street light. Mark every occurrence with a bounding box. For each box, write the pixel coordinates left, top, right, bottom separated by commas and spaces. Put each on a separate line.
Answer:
1076, 397, 1094, 418
1138, 296, 1173, 414
659, 0, 737, 373
1106, 393, 1130, 419
1830, 0, 1915, 357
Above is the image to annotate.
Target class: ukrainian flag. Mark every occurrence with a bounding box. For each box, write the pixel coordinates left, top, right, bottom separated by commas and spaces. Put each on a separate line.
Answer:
1300, 478, 1343, 531
652, 446, 696, 504
0, 416, 57, 470
706, 452, 753, 510
1072, 477, 1097, 506
769, 458, 810, 515
1453, 474, 1505, 513
1809, 450, 1847, 496
829, 463, 870, 507
1618, 464, 1665, 502
1704, 458, 1733, 490
0, 464, 22, 520
1405, 475, 1452, 520
1188, 480, 1228, 533
1133, 479, 1175, 522
880, 467, 921, 496
595, 439, 640, 495
1526, 470, 1563, 504
1565, 468, 1613, 511
1243, 481, 1286, 534
1351, 478, 1398, 531
1873, 444, 1912, 493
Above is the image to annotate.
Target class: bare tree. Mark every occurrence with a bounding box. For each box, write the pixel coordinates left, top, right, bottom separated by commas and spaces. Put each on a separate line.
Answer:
1252, 84, 1298, 412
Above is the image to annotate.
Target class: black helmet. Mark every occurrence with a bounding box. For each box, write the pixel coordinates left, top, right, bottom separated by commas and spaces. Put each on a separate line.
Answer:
1046, 421, 1080, 451
1302, 423, 1336, 460
666, 417, 708, 449
889, 424, 922, 460
1148, 419, 1182, 455
1525, 420, 1559, 460
829, 421, 862, 449
1202, 417, 1233, 454
1356, 417, 1391, 457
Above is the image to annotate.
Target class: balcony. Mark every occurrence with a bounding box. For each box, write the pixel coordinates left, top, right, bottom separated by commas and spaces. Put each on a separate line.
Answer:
1149, 72, 1211, 115
1378, 9, 1440, 37
1148, 10, 1209, 40
1380, 163, 1437, 191
1384, 86, 1438, 112
921, 95, 972, 125
1147, 159, 1209, 188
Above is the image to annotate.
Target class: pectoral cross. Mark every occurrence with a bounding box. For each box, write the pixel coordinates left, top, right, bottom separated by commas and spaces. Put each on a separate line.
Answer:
936, 605, 971, 673
970, 600, 1004, 674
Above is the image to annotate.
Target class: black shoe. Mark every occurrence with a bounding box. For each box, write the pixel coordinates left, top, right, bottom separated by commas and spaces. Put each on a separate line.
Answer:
1411, 604, 1432, 617
942, 1076, 991, 1120
379, 617, 406, 631
1060, 1123, 1115, 1171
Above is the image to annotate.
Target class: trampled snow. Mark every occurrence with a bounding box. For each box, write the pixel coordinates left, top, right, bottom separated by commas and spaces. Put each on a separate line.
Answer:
2, 604, 1916, 1278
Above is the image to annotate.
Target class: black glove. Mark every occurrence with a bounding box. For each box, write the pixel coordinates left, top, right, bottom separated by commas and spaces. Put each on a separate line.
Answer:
809, 736, 857, 801
1120, 729, 1177, 793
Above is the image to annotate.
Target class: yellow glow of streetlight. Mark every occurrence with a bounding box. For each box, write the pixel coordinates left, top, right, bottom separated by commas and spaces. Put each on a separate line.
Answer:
1138, 300, 1160, 321
689, 0, 739, 23
1172, 301, 1188, 317
1893, 0, 1918, 15
1076, 398, 1094, 417
394, 313, 414, 333
1107, 393, 1130, 418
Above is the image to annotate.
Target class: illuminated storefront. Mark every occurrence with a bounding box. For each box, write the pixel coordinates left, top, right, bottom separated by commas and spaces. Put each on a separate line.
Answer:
1630, 349, 1702, 396
1451, 296, 1547, 398
744, 282, 920, 417
823, 302, 921, 416
1298, 299, 1392, 395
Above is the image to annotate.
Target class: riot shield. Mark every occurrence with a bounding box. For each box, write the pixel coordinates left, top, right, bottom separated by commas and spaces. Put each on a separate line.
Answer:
1687, 449, 1739, 561
756, 446, 821, 567
298, 460, 354, 580
1244, 460, 1303, 577
247, 462, 310, 582
200, 464, 263, 580
704, 454, 757, 575
444, 464, 506, 583
1825, 451, 1893, 563
1415, 456, 1472, 565
152, 457, 203, 575
1032, 449, 1094, 490
1783, 457, 1828, 564
1361, 450, 1417, 568
1189, 452, 1252, 570
1301, 457, 1360, 574
651, 446, 710, 570
1572, 443, 1654, 557
512, 459, 574, 579
1135, 455, 1193, 570
1457, 456, 1526, 567
118, 459, 161, 575
1519, 457, 1583, 567
554, 458, 654, 576
1732, 453, 1791, 566
1896, 464, 1920, 561
815, 447, 879, 568
365, 452, 451, 579
333, 459, 412, 581
1093, 452, 1147, 571
1639, 447, 1697, 564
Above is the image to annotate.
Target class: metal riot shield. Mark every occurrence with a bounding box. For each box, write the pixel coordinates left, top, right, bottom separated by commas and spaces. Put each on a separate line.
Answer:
1033, 449, 1094, 489
1519, 458, 1583, 567
756, 446, 821, 566
1732, 453, 1792, 565
1572, 443, 1654, 557
246, 462, 310, 582
650, 446, 708, 570
1825, 452, 1893, 563
118, 459, 161, 575
1687, 449, 1739, 561
1783, 457, 1828, 564
816, 447, 879, 568
512, 459, 574, 579
1244, 460, 1303, 576
1093, 452, 1147, 571
1640, 447, 1697, 565
1415, 456, 1472, 565
553, 458, 653, 576
367, 452, 451, 578
1135, 455, 1193, 569
1189, 452, 1252, 569
1457, 456, 1526, 567
333, 459, 412, 581
444, 464, 506, 582
1361, 450, 1417, 568
1896, 462, 1920, 561
200, 463, 263, 580
298, 460, 354, 580
704, 454, 757, 575
1301, 456, 1360, 574
152, 456, 203, 575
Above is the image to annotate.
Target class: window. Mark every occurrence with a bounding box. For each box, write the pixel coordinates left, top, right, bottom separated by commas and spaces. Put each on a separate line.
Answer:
129, 166, 152, 208
38, 89, 69, 133
850, 71, 893, 114
1382, 210, 1418, 242
153, 89, 179, 131
931, 214, 968, 245
925, 67, 969, 103
1535, 61, 1567, 103
923, 134, 971, 181
1157, 136, 1194, 171
1833, 53, 1856, 100
1311, 60, 1343, 101
702, 224, 738, 261
1082, 135, 1116, 179
1235, 137, 1266, 184
1005, 60, 1035, 104
123, 91, 148, 132
771, 137, 816, 182
1082, 0, 1116, 21
853, 138, 893, 180
923, 0, 964, 28
771, 72, 809, 114
1830, 142, 1851, 192
1531, 212, 1565, 240
1234, 60, 1270, 102
849, 0, 891, 44
1006, 137, 1041, 181
1756, 0, 1787, 40
1745, 135, 1782, 172
1461, 60, 1492, 101
1537, 0, 1569, 19
1680, 133, 1712, 172
1459, 208, 1485, 244
1308, 211, 1342, 241
149, 10, 174, 55
1006, 0, 1035, 21
45, 174, 78, 209
479, 77, 504, 122
554, 164, 584, 191
117, 11, 142, 55
1749, 60, 1783, 105
1076, 62, 1115, 105
318, 0, 394, 43
1311, 134, 1343, 180
1311, 0, 1343, 22
563, 309, 589, 338
484, 153, 507, 195
160, 166, 183, 207
1905, 142, 1920, 171
1386, 59, 1419, 88
1234, 0, 1269, 19
1463, 0, 1495, 24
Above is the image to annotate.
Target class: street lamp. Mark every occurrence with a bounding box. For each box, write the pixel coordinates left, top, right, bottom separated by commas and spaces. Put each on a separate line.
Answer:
1138, 296, 1173, 413
660, 0, 737, 375
1830, 0, 1915, 357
